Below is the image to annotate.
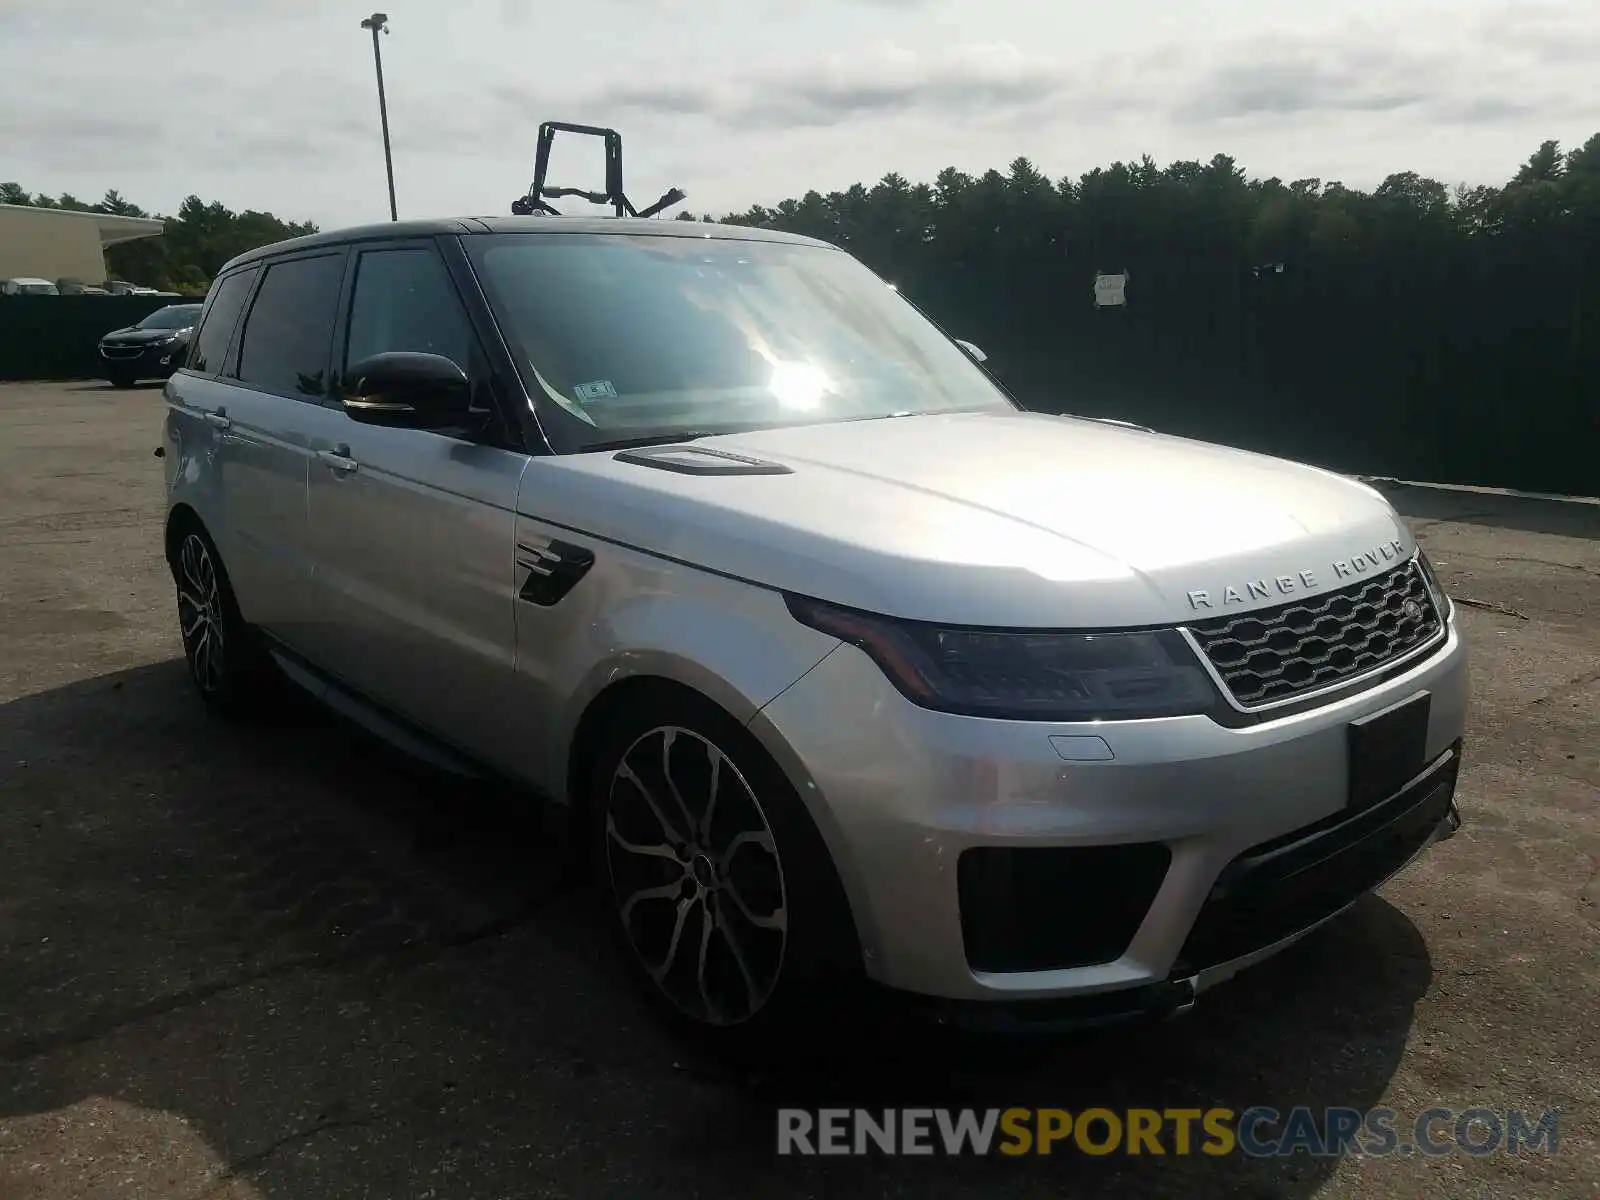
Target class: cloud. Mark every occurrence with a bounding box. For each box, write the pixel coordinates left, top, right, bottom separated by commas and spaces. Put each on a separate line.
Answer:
590, 17, 1597, 142
1186, 59, 1428, 120
1485, 1, 1600, 63
1170, 25, 1596, 130
595, 44, 1068, 130
1, 0, 282, 41
499, 0, 532, 25
1, 0, 1596, 227
1447, 98, 1538, 124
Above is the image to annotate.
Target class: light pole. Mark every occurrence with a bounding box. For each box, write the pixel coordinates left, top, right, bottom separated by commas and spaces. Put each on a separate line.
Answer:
360, 12, 397, 221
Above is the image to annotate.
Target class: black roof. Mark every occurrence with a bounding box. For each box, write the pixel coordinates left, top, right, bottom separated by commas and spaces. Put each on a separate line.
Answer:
219, 215, 834, 275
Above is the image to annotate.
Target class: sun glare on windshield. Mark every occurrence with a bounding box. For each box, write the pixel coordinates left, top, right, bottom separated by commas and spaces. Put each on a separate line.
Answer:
467, 231, 1016, 452
768, 361, 833, 410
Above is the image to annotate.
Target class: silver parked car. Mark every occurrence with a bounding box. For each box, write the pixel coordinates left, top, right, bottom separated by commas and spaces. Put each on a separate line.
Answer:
162, 216, 1468, 1046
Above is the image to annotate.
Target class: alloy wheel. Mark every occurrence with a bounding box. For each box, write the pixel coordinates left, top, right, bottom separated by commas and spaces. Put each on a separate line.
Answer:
176, 533, 226, 694
604, 725, 789, 1027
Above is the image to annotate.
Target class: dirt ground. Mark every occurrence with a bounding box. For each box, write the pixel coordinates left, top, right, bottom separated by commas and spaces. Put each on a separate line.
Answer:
0, 380, 1595, 1200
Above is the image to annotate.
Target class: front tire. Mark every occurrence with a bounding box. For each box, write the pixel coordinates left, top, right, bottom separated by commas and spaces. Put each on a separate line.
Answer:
588, 688, 861, 1060
170, 523, 282, 718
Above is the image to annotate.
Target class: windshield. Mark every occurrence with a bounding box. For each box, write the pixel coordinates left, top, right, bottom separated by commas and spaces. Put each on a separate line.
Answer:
19, 283, 57, 296
137, 305, 201, 330
465, 232, 1013, 451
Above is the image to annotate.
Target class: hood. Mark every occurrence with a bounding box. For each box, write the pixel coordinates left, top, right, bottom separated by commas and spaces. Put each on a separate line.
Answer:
522, 409, 1413, 627
102, 325, 191, 342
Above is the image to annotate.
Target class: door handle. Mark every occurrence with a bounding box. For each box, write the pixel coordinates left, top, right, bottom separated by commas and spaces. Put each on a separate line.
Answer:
203, 408, 231, 430
317, 444, 359, 473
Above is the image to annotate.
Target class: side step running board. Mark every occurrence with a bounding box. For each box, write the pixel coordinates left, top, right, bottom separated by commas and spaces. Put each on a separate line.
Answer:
268, 649, 488, 781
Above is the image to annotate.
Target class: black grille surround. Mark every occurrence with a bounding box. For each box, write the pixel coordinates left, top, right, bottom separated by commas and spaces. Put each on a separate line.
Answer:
1173, 743, 1461, 975
957, 842, 1173, 974
1186, 559, 1443, 709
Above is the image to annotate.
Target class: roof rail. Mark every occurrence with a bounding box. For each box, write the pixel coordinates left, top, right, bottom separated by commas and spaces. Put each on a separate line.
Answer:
510, 121, 686, 219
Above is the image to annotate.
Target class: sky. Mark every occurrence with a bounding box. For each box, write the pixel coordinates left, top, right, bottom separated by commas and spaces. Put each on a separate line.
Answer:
2, 0, 1598, 230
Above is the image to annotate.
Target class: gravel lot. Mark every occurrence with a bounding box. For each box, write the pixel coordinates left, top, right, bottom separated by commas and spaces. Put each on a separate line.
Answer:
0, 380, 1596, 1200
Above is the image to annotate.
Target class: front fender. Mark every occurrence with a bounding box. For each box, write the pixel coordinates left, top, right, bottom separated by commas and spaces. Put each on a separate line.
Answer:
545, 584, 841, 796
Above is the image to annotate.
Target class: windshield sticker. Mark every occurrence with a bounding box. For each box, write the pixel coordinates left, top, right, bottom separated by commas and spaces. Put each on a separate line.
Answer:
574, 379, 618, 403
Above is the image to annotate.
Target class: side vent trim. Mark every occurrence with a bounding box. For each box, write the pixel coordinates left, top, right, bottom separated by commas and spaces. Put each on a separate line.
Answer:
613, 445, 793, 476
1081, 416, 1154, 434
517, 538, 595, 606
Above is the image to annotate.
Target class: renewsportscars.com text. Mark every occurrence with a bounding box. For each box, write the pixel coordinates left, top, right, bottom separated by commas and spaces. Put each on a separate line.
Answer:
776, 1106, 1561, 1158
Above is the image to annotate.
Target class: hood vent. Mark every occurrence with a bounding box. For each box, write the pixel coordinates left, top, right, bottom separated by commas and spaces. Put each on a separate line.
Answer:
613, 445, 793, 476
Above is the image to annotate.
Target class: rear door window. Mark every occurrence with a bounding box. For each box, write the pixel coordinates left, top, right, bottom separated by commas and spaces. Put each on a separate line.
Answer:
187, 268, 258, 375
235, 253, 345, 399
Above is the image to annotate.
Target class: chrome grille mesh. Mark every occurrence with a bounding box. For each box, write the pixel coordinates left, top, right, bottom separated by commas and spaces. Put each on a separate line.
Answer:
1187, 560, 1442, 708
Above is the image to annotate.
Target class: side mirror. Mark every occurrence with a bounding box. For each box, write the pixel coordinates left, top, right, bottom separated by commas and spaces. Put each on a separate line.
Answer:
342, 351, 471, 428
955, 339, 987, 364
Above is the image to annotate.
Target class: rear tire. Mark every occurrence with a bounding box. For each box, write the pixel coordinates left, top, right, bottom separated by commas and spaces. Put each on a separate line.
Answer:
587, 686, 862, 1063
170, 522, 284, 718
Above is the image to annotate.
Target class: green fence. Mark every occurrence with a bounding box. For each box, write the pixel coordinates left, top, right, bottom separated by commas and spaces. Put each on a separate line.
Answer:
0, 295, 204, 382
1, 291, 1595, 496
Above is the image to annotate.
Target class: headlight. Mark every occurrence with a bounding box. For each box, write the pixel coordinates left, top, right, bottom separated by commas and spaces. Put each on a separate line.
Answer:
1415, 548, 1453, 621
786, 595, 1219, 721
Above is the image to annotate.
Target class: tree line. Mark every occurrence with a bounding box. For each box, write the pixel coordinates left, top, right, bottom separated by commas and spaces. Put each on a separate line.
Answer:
7, 134, 1596, 492
694, 135, 1600, 495
0, 183, 317, 294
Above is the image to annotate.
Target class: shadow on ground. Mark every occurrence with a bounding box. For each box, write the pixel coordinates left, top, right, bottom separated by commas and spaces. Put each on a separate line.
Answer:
1382, 482, 1600, 541
55, 380, 165, 392
0, 661, 1432, 1198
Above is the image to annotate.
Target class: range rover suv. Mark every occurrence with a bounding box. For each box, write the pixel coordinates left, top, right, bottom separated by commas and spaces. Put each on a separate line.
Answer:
162, 215, 1468, 1046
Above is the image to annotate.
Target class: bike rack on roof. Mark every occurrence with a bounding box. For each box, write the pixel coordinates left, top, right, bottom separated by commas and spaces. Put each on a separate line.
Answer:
510, 121, 686, 219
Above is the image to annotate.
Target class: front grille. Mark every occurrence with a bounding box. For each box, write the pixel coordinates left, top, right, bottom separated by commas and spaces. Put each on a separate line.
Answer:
957, 842, 1172, 973
99, 343, 145, 360
1173, 747, 1459, 974
1187, 559, 1441, 708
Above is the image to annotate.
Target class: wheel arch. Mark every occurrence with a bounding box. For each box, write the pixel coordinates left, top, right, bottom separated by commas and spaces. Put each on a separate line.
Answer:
164, 502, 206, 568
562, 662, 773, 818
564, 674, 698, 817
563, 665, 868, 974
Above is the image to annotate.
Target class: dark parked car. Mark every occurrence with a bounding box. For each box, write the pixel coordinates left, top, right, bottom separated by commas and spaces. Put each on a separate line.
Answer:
98, 303, 203, 386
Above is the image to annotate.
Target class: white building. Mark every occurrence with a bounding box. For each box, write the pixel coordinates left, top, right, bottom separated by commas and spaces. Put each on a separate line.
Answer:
0, 203, 166, 287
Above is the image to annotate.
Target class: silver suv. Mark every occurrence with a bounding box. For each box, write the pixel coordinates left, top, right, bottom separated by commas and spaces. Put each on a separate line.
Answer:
162, 215, 1468, 1046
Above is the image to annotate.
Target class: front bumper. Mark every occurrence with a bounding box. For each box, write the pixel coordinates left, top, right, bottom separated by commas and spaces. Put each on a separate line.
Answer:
751, 617, 1469, 1004
99, 341, 184, 377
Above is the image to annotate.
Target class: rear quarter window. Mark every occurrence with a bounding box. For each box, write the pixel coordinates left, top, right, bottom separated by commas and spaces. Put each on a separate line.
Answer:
188, 269, 258, 375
